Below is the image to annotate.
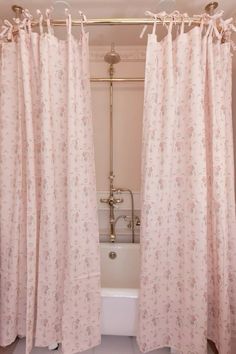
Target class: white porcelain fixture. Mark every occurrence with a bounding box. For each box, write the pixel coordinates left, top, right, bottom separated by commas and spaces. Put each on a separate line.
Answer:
100, 242, 140, 336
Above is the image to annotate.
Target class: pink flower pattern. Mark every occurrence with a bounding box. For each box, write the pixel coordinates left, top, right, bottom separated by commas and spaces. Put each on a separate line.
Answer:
0, 29, 100, 354
137, 26, 236, 354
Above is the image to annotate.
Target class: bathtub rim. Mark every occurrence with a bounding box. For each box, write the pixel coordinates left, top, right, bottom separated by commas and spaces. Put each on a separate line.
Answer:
101, 287, 139, 298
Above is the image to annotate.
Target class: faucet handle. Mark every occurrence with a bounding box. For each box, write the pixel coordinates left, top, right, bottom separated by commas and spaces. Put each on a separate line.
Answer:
114, 198, 123, 204
112, 188, 120, 193
100, 198, 109, 204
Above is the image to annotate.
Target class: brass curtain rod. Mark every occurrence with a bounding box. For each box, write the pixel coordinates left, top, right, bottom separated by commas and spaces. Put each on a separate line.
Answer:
31, 17, 204, 27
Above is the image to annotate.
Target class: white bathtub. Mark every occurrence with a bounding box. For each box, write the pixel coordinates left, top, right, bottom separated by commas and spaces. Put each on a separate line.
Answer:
100, 242, 140, 336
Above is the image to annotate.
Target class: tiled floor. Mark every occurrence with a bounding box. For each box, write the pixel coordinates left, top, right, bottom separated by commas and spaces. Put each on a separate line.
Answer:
1, 336, 218, 354
7, 337, 170, 354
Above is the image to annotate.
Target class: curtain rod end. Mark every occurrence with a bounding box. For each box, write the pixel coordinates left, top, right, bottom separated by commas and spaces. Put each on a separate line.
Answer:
12, 4, 23, 18
205, 2, 219, 15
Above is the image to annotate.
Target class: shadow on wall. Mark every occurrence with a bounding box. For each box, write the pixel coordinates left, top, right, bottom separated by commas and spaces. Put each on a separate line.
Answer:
233, 47, 236, 199
207, 339, 219, 354
232, 34, 236, 199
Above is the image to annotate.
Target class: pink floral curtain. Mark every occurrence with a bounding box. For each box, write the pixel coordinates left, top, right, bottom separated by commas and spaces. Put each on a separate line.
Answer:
0, 21, 100, 354
138, 16, 236, 354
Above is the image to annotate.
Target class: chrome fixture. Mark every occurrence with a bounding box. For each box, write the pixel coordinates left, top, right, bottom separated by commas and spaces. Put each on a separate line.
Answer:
135, 216, 141, 227
112, 188, 135, 243
100, 44, 139, 243
104, 43, 121, 65
109, 251, 117, 260
127, 216, 141, 228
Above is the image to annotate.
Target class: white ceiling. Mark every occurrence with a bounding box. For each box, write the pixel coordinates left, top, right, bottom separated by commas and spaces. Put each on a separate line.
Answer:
0, 0, 235, 44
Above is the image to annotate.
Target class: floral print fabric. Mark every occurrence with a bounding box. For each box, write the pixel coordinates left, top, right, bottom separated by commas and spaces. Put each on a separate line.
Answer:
0, 29, 100, 354
138, 25, 236, 354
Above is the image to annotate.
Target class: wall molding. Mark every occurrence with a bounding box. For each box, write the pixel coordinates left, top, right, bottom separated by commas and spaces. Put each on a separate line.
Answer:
90, 46, 146, 62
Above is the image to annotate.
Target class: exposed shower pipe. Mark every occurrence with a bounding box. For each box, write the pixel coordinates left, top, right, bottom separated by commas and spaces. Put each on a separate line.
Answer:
100, 45, 123, 242
112, 188, 135, 243
100, 44, 137, 243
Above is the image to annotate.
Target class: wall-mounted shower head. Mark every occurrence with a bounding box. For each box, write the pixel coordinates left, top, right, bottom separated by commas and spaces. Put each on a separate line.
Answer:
104, 43, 121, 65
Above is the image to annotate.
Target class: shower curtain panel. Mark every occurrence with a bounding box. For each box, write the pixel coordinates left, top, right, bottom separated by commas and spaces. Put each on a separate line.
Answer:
138, 21, 236, 354
0, 25, 100, 354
